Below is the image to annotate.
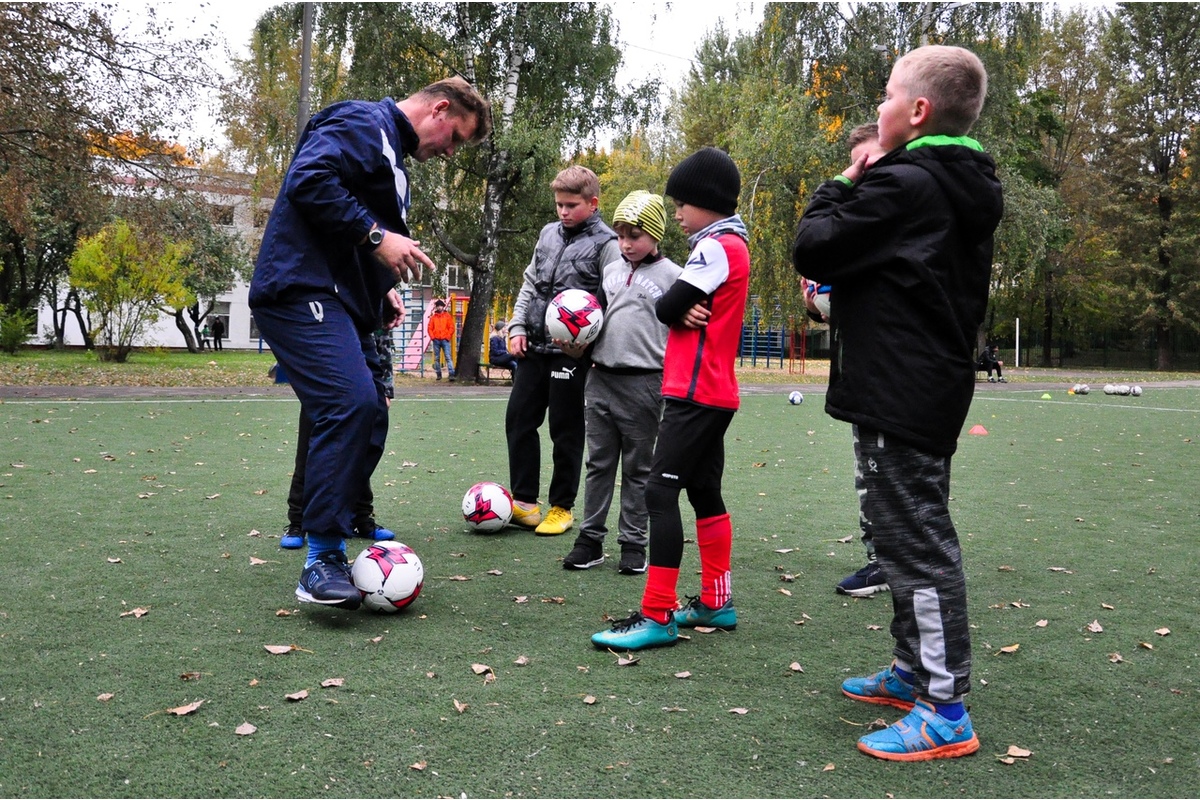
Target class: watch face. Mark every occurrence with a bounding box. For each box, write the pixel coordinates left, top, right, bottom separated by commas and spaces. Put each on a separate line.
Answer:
369, 229, 384, 246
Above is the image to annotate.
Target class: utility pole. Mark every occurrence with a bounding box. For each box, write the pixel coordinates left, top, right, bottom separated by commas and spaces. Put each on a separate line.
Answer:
296, 2, 314, 140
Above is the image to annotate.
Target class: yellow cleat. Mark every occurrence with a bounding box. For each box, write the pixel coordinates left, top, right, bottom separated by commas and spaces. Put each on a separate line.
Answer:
534, 505, 574, 535
510, 501, 543, 529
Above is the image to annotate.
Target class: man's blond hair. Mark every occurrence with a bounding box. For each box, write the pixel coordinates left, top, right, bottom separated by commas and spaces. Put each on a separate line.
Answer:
895, 45, 988, 136
417, 76, 492, 143
550, 166, 601, 200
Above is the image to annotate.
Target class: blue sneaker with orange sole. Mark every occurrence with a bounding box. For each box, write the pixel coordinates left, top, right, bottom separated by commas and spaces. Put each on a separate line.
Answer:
857, 698, 979, 761
841, 663, 917, 711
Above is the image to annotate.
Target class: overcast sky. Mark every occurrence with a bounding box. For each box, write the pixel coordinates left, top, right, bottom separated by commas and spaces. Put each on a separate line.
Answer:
130, 0, 764, 150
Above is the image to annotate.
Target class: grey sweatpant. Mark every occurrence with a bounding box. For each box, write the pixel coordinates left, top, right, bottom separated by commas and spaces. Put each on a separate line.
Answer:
578, 368, 663, 550
854, 424, 972, 702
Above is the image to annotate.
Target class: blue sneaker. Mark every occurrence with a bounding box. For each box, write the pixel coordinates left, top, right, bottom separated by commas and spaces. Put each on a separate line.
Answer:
353, 519, 395, 541
842, 663, 916, 711
280, 523, 305, 550
836, 561, 890, 596
296, 551, 361, 609
857, 698, 979, 761
673, 596, 737, 630
591, 612, 677, 651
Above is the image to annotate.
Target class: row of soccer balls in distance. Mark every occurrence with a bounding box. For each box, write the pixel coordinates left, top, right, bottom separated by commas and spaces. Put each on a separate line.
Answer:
1073, 383, 1143, 396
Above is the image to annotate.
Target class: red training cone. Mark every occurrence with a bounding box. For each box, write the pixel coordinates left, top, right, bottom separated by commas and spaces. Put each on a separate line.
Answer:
968, 424, 988, 435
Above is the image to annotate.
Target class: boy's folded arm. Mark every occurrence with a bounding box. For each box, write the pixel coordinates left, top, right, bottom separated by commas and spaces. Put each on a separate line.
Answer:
655, 279, 710, 325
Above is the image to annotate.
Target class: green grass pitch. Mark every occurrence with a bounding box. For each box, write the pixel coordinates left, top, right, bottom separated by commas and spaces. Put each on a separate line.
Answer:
0, 387, 1196, 797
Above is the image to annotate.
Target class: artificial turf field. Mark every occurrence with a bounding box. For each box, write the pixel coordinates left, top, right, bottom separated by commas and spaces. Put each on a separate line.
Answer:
0, 384, 1196, 798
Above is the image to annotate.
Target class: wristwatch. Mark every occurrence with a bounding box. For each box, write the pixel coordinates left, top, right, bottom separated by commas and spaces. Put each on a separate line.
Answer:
367, 225, 384, 248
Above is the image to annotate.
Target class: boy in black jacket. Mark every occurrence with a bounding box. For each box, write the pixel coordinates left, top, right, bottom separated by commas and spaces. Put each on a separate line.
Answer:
792, 45, 1003, 761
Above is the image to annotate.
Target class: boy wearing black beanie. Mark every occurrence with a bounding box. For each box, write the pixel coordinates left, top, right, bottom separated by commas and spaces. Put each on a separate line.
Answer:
592, 146, 751, 651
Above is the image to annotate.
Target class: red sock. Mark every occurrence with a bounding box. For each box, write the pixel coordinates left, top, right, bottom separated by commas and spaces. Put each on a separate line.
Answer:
697, 513, 732, 609
640, 565, 679, 624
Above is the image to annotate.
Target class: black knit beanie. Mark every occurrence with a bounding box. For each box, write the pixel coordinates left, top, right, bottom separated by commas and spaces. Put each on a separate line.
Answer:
665, 146, 741, 216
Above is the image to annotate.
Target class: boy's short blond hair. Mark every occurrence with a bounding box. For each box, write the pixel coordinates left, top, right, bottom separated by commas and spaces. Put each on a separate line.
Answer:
846, 122, 879, 150
550, 166, 601, 200
895, 45, 988, 136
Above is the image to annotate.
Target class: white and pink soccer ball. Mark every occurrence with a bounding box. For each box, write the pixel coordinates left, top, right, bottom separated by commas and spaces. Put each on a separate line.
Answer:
462, 481, 514, 533
351, 542, 424, 612
545, 289, 604, 347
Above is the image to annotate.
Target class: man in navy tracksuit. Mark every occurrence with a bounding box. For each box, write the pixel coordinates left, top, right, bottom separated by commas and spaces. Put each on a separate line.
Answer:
250, 77, 490, 609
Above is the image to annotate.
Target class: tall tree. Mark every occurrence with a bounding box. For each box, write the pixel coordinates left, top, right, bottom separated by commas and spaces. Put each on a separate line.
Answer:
1097, 2, 1200, 369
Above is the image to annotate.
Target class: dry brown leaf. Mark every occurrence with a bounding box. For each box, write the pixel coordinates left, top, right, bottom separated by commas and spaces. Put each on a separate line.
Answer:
369, 635, 383, 644
1101, 602, 1115, 610
774, 548, 794, 554
471, 663, 493, 676
997, 643, 1020, 654
693, 625, 717, 634
249, 556, 269, 566
120, 607, 150, 618
583, 695, 597, 705
779, 588, 793, 597
675, 671, 692, 679
789, 662, 805, 673
264, 644, 298, 655
779, 573, 795, 582
617, 655, 639, 667
180, 672, 202, 681
663, 706, 687, 712
1108, 652, 1124, 663
1139, 641, 1154, 650
235, 722, 257, 736
1006, 745, 1032, 758
998, 756, 1016, 765
167, 699, 204, 716
285, 689, 309, 701
514, 595, 529, 603
998, 565, 1014, 571
542, 596, 566, 604
275, 609, 292, 617
836, 535, 853, 543
248, 678, 259, 687
97, 692, 114, 702
729, 707, 749, 715
513, 655, 530, 666
1086, 620, 1104, 633
1034, 619, 1049, 628
409, 761, 427, 771
1047, 566, 1072, 573
205, 493, 221, 500
866, 624, 882, 631
454, 699, 468, 714
107, 557, 122, 564
321, 678, 344, 688
1155, 627, 1171, 636
823, 763, 836, 772
486, 569, 503, 575
448, 575, 471, 581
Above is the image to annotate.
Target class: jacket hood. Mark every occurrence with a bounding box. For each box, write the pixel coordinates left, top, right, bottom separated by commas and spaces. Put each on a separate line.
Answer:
688, 214, 749, 248
904, 136, 1003, 244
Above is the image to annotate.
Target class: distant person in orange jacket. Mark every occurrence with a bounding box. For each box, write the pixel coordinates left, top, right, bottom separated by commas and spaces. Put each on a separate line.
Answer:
428, 298, 455, 380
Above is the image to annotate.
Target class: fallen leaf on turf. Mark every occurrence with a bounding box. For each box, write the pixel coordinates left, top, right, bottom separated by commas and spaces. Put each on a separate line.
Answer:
235, 722, 256, 736
107, 557, 122, 564
275, 609, 292, 617
167, 700, 204, 716
1086, 620, 1104, 633
1047, 566, 1073, 573
774, 548, 794, 554
789, 662, 804, 673
1155, 627, 1171, 636
513, 656, 530, 666
866, 624, 882, 631
1139, 641, 1154, 650
120, 607, 149, 618
369, 636, 383, 644
321, 678, 344, 688
286, 690, 308, 701
409, 761, 426, 771
1007, 745, 1032, 758
1035, 619, 1049, 628
471, 663, 493, 676
454, 699, 468, 714
693, 626, 717, 634
97, 693, 114, 702
779, 573, 795, 582
1108, 652, 1124, 663
998, 565, 1014, 571
253, 489, 267, 496
249, 556, 271, 566
663, 706, 687, 712
617, 655, 639, 667
998, 756, 1017, 765
542, 596, 566, 604
205, 494, 220, 500
675, 671, 692, 679
264, 644, 312, 654
996, 644, 1020, 654
583, 695, 597, 705
248, 678, 258, 687
180, 672, 202, 681
836, 535, 852, 543
448, 575, 471, 581
1101, 602, 1115, 610
486, 569, 503, 575
514, 596, 529, 603
778, 588, 793, 597
823, 763, 835, 772
1011, 601, 1030, 608
729, 707, 749, 715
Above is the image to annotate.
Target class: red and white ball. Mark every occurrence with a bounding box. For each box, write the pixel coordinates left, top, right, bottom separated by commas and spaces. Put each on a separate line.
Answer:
351, 542, 424, 612
462, 481, 514, 533
545, 289, 604, 347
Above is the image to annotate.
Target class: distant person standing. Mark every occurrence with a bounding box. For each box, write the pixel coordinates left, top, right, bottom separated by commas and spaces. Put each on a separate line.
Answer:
210, 316, 226, 351
427, 298, 456, 380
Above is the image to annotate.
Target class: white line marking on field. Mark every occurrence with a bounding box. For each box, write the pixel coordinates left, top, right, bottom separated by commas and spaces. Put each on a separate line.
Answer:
973, 395, 1200, 414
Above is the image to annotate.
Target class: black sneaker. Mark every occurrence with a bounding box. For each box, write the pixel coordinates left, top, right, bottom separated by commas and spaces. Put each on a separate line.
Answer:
836, 561, 890, 597
618, 546, 647, 575
296, 551, 361, 609
280, 523, 304, 550
563, 538, 604, 570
